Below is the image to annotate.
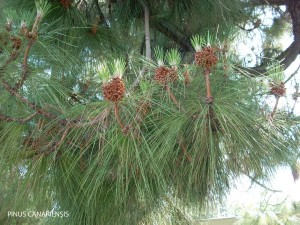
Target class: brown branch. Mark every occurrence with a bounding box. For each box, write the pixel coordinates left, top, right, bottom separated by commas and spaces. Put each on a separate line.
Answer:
239, 0, 300, 77
284, 63, 300, 84
0, 112, 38, 123
205, 69, 213, 103
178, 142, 192, 162
248, 0, 286, 6
0, 51, 20, 71
238, 0, 300, 76
139, 0, 151, 59
128, 67, 147, 93
93, 0, 109, 27
44, 126, 70, 155
151, 20, 194, 52
270, 95, 280, 119
237, 39, 300, 76
114, 102, 124, 130
13, 40, 34, 91
165, 84, 181, 109
245, 173, 282, 192
0, 77, 65, 123
72, 108, 110, 128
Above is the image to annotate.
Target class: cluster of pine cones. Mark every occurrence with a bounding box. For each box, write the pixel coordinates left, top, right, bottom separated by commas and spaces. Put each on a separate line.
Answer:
195, 46, 218, 69
154, 66, 178, 84
102, 77, 126, 102
270, 82, 286, 97
60, 0, 72, 8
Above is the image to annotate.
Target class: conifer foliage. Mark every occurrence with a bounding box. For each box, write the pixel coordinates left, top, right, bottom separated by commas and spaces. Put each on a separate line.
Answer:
0, 0, 299, 224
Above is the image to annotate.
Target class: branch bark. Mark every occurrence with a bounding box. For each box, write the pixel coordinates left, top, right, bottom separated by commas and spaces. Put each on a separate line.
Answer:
249, 0, 286, 6
151, 20, 194, 52
13, 39, 34, 91
0, 112, 38, 123
93, 0, 109, 27
139, 0, 151, 59
239, 0, 300, 76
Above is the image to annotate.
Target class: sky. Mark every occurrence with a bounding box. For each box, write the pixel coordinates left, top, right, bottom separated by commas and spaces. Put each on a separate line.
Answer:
224, 7, 300, 217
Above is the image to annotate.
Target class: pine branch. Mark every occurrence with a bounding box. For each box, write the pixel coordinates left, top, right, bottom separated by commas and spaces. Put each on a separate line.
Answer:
245, 174, 282, 193
0, 112, 38, 123
12, 39, 34, 91
72, 108, 110, 128
152, 20, 194, 52
284, 63, 300, 84
139, 0, 151, 59
178, 142, 192, 162
0, 77, 68, 125
205, 69, 213, 103
114, 102, 125, 130
238, 0, 300, 76
93, 0, 109, 27
44, 126, 70, 155
165, 84, 181, 109
270, 95, 280, 119
248, 0, 286, 6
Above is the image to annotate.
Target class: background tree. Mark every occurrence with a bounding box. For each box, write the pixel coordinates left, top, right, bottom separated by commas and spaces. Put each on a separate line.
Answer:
0, 0, 300, 224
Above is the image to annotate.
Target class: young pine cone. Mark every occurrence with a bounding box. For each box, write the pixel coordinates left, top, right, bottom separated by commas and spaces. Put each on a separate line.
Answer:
270, 82, 286, 97
154, 66, 178, 84
195, 46, 218, 69
102, 77, 126, 102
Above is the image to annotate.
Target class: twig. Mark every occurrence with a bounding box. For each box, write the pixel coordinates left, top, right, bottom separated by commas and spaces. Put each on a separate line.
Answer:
72, 108, 110, 128
0, 77, 67, 125
165, 84, 181, 109
0, 112, 38, 123
270, 95, 280, 119
205, 68, 213, 103
13, 40, 34, 91
178, 142, 192, 162
290, 98, 298, 115
245, 173, 282, 193
114, 102, 124, 130
93, 0, 109, 27
284, 63, 300, 84
139, 0, 151, 59
44, 126, 70, 155
128, 67, 147, 93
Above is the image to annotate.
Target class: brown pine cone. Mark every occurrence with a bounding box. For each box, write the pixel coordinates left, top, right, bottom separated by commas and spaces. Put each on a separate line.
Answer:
154, 66, 178, 84
102, 77, 126, 102
195, 46, 218, 69
270, 82, 286, 97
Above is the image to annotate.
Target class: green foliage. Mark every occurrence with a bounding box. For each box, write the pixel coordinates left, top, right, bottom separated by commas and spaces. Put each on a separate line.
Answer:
0, 1, 299, 225
154, 46, 164, 66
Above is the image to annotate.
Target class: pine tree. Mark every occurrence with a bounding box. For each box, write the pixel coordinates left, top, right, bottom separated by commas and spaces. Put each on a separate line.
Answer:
0, 0, 299, 224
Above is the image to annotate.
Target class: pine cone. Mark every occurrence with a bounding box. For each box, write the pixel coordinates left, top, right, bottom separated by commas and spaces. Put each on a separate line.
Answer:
154, 66, 178, 84
102, 77, 126, 102
270, 82, 286, 97
195, 46, 218, 69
